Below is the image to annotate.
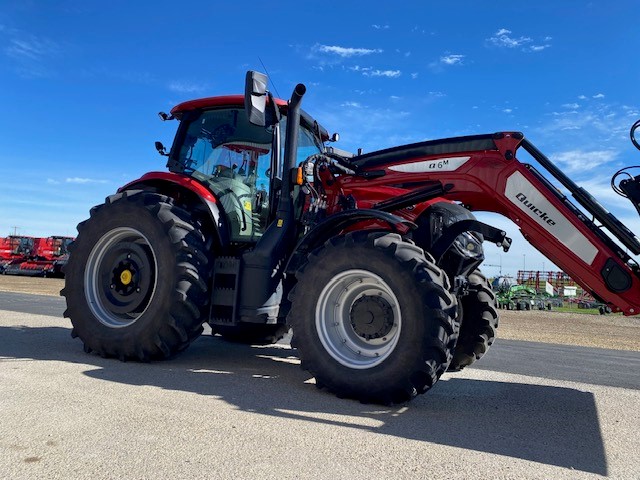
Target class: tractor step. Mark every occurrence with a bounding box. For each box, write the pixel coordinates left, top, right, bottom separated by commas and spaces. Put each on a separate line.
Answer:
209, 256, 240, 326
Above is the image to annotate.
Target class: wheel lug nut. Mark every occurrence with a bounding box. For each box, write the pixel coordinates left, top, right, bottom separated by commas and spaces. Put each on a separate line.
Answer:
110, 284, 115, 289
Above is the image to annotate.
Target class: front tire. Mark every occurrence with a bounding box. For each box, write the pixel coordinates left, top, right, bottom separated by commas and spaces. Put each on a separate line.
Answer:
62, 191, 211, 360
288, 232, 458, 404
448, 270, 499, 371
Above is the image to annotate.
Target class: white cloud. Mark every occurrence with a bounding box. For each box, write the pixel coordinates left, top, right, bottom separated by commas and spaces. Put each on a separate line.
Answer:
487, 28, 551, 53
528, 44, 551, 52
538, 100, 633, 149
440, 54, 465, 65
562, 103, 580, 109
366, 69, 401, 78
315, 44, 383, 57
2, 29, 62, 78
411, 72, 419, 79
593, 93, 605, 99
503, 108, 513, 114
372, 24, 390, 30
168, 81, 207, 94
578, 95, 588, 100
550, 149, 618, 173
488, 28, 532, 48
66, 177, 108, 184
5, 36, 60, 61
350, 66, 400, 78
46, 178, 60, 185
340, 101, 362, 108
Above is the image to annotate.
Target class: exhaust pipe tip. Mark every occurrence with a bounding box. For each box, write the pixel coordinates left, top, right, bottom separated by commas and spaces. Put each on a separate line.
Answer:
290, 84, 306, 106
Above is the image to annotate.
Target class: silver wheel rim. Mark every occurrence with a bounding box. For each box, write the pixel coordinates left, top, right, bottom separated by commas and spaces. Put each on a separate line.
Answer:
315, 269, 402, 369
84, 227, 158, 328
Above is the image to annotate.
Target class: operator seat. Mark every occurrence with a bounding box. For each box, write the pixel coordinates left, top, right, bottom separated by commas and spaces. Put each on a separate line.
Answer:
206, 176, 256, 242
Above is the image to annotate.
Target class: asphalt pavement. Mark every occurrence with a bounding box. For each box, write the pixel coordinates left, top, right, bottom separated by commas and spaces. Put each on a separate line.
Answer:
1, 291, 639, 479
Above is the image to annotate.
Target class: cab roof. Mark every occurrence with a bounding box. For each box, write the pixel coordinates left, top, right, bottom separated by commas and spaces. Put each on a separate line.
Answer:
170, 94, 329, 140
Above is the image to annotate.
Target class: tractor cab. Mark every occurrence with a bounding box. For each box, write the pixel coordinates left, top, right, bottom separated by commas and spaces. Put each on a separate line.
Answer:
165, 95, 327, 244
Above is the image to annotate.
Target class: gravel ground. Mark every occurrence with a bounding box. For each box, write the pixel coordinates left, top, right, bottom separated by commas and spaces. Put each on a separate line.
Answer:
1, 275, 638, 351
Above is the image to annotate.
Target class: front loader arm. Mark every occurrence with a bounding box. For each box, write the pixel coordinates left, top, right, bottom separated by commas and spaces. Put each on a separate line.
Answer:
348, 133, 640, 315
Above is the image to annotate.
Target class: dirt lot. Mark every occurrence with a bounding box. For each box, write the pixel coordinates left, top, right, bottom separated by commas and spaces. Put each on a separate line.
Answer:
0, 275, 638, 351
0, 275, 64, 296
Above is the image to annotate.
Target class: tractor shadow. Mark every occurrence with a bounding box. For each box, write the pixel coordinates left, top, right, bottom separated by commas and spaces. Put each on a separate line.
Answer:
0, 323, 607, 475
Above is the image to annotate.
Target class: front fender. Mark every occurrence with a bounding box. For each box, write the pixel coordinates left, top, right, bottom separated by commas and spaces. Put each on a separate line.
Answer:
285, 209, 416, 275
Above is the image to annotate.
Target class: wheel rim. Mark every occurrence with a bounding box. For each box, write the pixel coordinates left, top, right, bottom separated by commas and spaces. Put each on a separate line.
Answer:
315, 269, 402, 369
84, 227, 158, 328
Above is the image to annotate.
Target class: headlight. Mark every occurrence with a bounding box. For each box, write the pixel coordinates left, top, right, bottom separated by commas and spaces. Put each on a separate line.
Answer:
452, 231, 484, 260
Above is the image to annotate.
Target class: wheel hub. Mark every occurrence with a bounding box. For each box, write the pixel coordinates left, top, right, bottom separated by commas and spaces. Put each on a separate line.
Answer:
85, 228, 158, 328
119, 268, 133, 286
113, 262, 137, 295
99, 241, 152, 315
315, 269, 402, 369
350, 295, 394, 340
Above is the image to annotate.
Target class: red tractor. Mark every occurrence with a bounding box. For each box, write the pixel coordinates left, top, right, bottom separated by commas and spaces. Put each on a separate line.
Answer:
5, 236, 74, 277
63, 72, 640, 403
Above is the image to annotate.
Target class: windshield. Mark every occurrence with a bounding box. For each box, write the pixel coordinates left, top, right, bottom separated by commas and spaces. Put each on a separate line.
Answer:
278, 117, 323, 167
177, 108, 273, 184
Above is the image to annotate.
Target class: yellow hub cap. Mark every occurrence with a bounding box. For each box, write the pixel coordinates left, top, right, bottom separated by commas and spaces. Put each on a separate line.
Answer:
120, 269, 133, 286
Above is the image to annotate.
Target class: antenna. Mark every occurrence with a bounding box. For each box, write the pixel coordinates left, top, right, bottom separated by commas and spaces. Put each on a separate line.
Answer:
258, 56, 282, 99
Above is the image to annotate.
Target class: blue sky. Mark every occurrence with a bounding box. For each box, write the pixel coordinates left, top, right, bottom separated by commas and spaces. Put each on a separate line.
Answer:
1, 1, 639, 277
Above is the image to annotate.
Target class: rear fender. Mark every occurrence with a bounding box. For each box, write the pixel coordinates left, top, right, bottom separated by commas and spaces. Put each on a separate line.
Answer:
119, 172, 229, 248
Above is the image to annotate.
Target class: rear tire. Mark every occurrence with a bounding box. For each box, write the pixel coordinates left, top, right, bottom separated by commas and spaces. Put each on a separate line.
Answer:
288, 232, 458, 404
448, 270, 499, 371
62, 191, 211, 360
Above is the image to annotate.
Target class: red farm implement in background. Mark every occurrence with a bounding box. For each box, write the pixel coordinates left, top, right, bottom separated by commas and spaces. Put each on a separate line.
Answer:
2, 236, 74, 277
0, 236, 35, 274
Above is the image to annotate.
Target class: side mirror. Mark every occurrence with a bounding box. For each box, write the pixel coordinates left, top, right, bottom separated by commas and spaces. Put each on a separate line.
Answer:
155, 141, 168, 156
245, 71, 268, 127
